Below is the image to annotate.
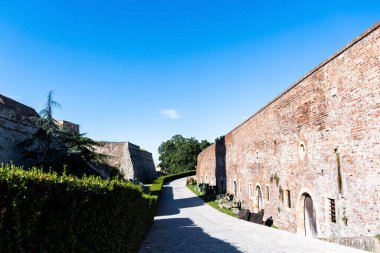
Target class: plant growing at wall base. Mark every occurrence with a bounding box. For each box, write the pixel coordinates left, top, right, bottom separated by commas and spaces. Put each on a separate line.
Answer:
66, 132, 109, 168
186, 183, 238, 218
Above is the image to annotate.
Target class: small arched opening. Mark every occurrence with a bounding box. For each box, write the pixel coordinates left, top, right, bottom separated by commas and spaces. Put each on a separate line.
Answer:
299, 143, 306, 160
255, 185, 264, 212
297, 193, 317, 238
233, 181, 237, 197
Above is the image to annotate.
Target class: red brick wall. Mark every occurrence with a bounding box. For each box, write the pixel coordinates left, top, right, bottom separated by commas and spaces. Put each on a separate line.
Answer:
197, 144, 216, 185
197, 21, 380, 239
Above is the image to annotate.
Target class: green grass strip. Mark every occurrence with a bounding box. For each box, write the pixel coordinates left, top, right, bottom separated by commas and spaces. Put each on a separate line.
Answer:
186, 184, 238, 218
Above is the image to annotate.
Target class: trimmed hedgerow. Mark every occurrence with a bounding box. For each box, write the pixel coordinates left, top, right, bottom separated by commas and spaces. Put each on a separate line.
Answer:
150, 170, 196, 199
0, 164, 156, 253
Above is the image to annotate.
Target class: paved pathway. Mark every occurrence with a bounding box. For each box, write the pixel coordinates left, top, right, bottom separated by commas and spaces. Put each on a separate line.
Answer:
139, 178, 364, 253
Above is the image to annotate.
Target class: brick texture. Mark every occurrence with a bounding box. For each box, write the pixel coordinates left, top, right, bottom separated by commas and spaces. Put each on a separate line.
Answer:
197, 21, 380, 242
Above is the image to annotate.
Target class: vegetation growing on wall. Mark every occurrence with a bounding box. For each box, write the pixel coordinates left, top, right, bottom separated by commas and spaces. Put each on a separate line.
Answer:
336, 151, 343, 194
279, 186, 284, 203
270, 173, 280, 186
0, 164, 155, 253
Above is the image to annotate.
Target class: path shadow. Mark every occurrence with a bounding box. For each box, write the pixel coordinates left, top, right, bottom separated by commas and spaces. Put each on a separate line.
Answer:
139, 217, 241, 253
155, 184, 205, 216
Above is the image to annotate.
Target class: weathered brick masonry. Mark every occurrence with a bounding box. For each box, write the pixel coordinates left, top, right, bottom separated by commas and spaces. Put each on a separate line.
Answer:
197, 21, 380, 248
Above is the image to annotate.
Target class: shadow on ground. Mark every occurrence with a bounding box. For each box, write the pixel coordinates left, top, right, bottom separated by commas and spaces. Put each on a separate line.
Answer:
140, 182, 241, 252
155, 184, 206, 216
139, 217, 241, 253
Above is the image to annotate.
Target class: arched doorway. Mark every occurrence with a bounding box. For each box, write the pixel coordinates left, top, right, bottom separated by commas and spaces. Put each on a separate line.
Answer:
255, 186, 263, 211
298, 193, 317, 237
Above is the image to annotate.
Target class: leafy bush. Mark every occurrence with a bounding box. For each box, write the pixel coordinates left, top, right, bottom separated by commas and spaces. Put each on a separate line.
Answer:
158, 135, 210, 174
149, 170, 196, 199
0, 164, 156, 253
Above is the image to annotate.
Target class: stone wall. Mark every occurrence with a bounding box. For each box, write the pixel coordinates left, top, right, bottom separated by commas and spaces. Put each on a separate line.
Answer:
55, 120, 80, 133
197, 21, 380, 250
0, 95, 39, 165
96, 142, 157, 183
0, 94, 157, 183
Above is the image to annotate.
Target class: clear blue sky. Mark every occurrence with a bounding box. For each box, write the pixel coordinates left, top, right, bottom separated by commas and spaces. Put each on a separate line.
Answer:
1, 1, 379, 163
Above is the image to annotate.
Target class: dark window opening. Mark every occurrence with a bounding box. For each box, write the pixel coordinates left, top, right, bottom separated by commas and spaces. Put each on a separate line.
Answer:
286, 190, 291, 208
329, 198, 336, 223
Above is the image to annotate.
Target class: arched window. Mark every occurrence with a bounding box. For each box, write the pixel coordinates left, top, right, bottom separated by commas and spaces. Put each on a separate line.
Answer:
248, 183, 253, 198
299, 143, 306, 160
255, 185, 263, 211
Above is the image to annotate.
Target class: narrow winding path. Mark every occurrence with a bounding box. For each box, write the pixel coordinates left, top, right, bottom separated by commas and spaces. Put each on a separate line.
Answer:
139, 178, 364, 253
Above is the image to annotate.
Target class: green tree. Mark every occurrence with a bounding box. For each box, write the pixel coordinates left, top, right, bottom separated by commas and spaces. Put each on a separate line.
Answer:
200, 139, 211, 151
66, 132, 108, 169
19, 91, 67, 165
158, 135, 210, 174
18, 91, 107, 175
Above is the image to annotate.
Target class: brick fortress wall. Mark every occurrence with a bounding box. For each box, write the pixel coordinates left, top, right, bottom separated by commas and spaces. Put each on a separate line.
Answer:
197, 21, 380, 245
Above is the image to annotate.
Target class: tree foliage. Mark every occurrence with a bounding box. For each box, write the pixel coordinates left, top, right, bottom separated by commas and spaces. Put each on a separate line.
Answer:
18, 91, 107, 176
158, 135, 211, 174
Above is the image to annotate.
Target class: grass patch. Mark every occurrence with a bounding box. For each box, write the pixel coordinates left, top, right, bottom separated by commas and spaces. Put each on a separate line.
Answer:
376, 234, 380, 240
186, 184, 238, 218
149, 170, 196, 200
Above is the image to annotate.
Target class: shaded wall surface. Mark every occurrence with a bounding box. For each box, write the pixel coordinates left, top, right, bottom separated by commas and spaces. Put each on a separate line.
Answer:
96, 142, 157, 183
197, 21, 380, 248
0, 95, 39, 165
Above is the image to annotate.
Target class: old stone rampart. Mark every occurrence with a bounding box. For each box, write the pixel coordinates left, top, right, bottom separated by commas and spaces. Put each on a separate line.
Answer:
0, 95, 39, 165
0, 94, 157, 183
96, 142, 157, 183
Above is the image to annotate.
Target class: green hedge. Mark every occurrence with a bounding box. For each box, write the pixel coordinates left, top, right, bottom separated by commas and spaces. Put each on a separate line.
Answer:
0, 164, 156, 253
150, 170, 196, 199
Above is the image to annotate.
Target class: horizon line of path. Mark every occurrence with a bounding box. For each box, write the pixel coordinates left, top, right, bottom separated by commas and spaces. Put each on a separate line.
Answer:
139, 177, 365, 253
